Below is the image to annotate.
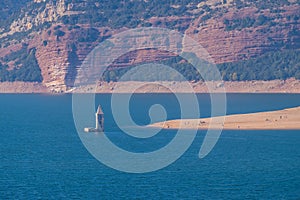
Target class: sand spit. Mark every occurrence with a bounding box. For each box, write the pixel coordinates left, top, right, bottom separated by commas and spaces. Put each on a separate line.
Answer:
150, 106, 300, 130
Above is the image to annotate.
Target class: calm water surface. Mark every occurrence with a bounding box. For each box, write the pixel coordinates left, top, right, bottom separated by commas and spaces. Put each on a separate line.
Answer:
0, 94, 299, 199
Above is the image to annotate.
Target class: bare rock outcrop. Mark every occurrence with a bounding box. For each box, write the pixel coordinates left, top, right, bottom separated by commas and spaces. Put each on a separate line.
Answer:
185, 5, 300, 63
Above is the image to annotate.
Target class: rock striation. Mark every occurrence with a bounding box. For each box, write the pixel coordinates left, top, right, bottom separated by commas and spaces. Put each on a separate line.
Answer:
0, 0, 299, 92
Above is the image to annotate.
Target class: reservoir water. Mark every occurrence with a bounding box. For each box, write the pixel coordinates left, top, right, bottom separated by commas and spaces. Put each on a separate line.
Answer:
0, 94, 299, 199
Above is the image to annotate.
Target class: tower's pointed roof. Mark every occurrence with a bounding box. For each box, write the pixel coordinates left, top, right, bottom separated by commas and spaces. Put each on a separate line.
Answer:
96, 105, 104, 114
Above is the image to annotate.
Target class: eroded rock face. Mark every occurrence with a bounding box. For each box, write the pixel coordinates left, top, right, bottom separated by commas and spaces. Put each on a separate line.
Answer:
32, 26, 69, 92
8, 0, 67, 36
185, 5, 300, 63
0, 1, 299, 92
32, 26, 179, 92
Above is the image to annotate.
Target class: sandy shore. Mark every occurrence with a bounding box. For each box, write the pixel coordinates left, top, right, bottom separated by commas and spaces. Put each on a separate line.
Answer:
0, 78, 299, 93
0, 82, 49, 93
71, 79, 300, 93
149, 106, 300, 130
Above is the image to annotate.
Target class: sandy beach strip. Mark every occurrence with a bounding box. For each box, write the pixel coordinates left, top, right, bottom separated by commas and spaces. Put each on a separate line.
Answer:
71, 79, 300, 94
149, 106, 300, 130
1, 78, 299, 93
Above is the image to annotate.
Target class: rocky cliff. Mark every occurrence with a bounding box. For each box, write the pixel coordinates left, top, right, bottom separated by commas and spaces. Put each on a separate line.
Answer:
0, 0, 299, 92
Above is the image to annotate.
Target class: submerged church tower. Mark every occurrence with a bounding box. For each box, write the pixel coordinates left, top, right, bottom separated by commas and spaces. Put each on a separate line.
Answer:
95, 105, 104, 132
84, 105, 104, 132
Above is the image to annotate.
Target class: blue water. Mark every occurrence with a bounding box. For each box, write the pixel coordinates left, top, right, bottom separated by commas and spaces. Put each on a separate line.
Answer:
0, 94, 299, 199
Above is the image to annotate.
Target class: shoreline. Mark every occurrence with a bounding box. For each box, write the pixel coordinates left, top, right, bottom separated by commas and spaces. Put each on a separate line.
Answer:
149, 106, 300, 130
0, 79, 299, 94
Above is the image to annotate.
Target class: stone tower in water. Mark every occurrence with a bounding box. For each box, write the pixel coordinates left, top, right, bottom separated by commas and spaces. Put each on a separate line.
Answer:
95, 105, 104, 132
84, 105, 104, 132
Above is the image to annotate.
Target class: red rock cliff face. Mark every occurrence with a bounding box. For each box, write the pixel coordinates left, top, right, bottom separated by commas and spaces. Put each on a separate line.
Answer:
185, 5, 300, 63
32, 26, 179, 91
32, 26, 112, 92
33, 26, 70, 92
23, 5, 300, 92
